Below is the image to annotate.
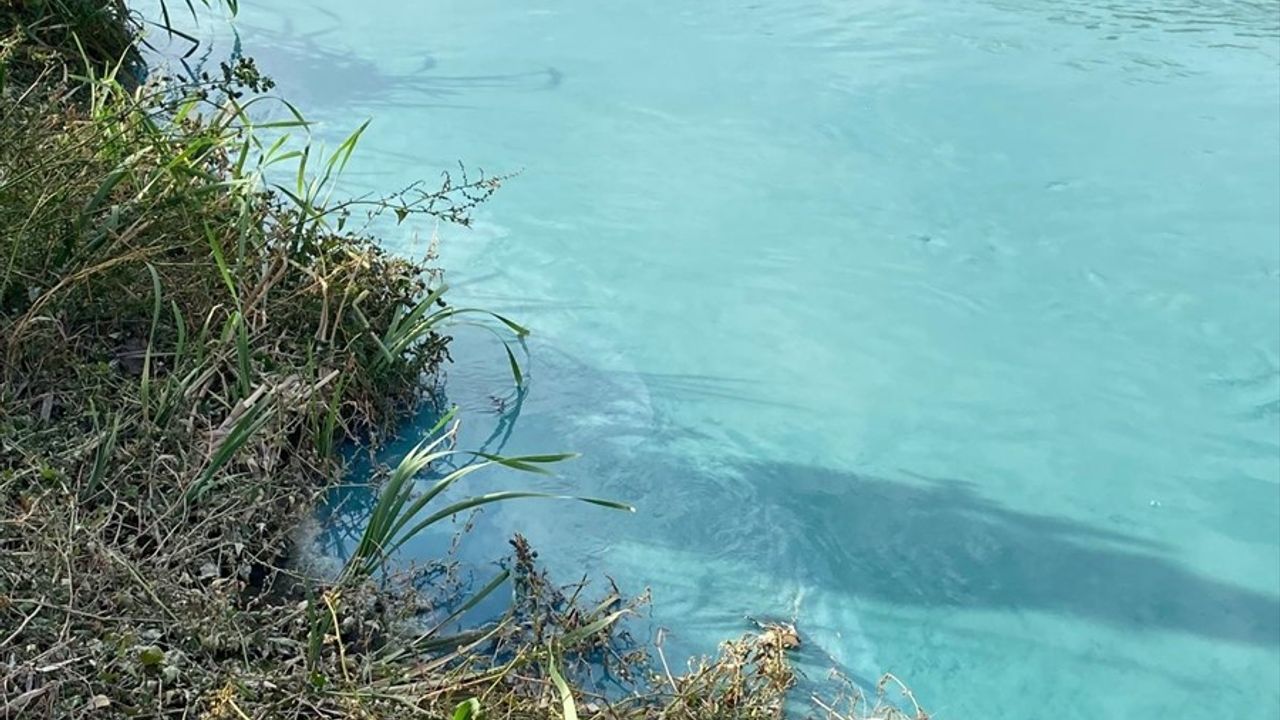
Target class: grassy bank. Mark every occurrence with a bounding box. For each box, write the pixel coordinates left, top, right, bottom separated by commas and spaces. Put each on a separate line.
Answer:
0, 3, 925, 718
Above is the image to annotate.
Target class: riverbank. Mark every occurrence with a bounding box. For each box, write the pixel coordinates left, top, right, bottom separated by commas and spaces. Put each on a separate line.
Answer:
0, 3, 921, 718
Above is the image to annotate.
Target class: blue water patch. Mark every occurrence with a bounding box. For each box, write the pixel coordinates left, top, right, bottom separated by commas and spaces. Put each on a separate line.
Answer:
165, 1, 1280, 716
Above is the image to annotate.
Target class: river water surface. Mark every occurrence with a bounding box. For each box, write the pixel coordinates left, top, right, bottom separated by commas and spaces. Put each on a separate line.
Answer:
178, 1, 1279, 717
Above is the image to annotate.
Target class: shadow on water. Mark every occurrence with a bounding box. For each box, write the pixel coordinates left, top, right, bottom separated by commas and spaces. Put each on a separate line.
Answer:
218, 13, 562, 112
314, 335, 1280, 651
160, 6, 562, 116
319, 423, 1280, 652
681, 459, 1280, 649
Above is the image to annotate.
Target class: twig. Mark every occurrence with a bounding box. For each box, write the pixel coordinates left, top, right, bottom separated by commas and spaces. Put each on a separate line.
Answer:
0, 603, 42, 649
323, 591, 351, 684
654, 628, 679, 694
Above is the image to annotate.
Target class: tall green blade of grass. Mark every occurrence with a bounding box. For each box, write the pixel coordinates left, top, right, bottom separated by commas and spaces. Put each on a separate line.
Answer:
379, 567, 513, 664
186, 396, 273, 503
560, 609, 629, 646
170, 300, 187, 364
343, 408, 459, 579
204, 219, 240, 303
377, 449, 577, 547
355, 285, 530, 386
151, 300, 192, 429
371, 283, 450, 369
425, 307, 530, 338
548, 651, 579, 720
140, 264, 163, 423
314, 375, 347, 458
382, 490, 632, 563
233, 311, 252, 399
313, 119, 369, 212
341, 415, 632, 582
86, 411, 121, 499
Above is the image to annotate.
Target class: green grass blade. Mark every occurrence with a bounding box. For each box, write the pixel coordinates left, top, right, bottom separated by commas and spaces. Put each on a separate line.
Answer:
560, 609, 629, 647
295, 144, 309, 198
471, 452, 578, 473
345, 411, 459, 578
75, 167, 127, 240
374, 459, 489, 559
548, 652, 578, 720
421, 307, 530, 337
186, 399, 272, 503
387, 568, 512, 662
382, 491, 633, 560
140, 264, 163, 421
324, 120, 369, 179
503, 342, 523, 387
234, 313, 252, 399
315, 375, 347, 458
86, 413, 121, 498
203, 221, 240, 304
170, 300, 187, 365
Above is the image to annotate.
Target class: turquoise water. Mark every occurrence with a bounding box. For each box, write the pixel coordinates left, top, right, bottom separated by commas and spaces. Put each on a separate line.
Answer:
176, 1, 1279, 716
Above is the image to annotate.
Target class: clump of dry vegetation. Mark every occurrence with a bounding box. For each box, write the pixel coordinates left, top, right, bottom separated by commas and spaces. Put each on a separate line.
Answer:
0, 2, 927, 717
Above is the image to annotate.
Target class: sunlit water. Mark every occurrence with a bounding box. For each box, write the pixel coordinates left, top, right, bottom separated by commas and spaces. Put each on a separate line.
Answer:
170, 1, 1280, 716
